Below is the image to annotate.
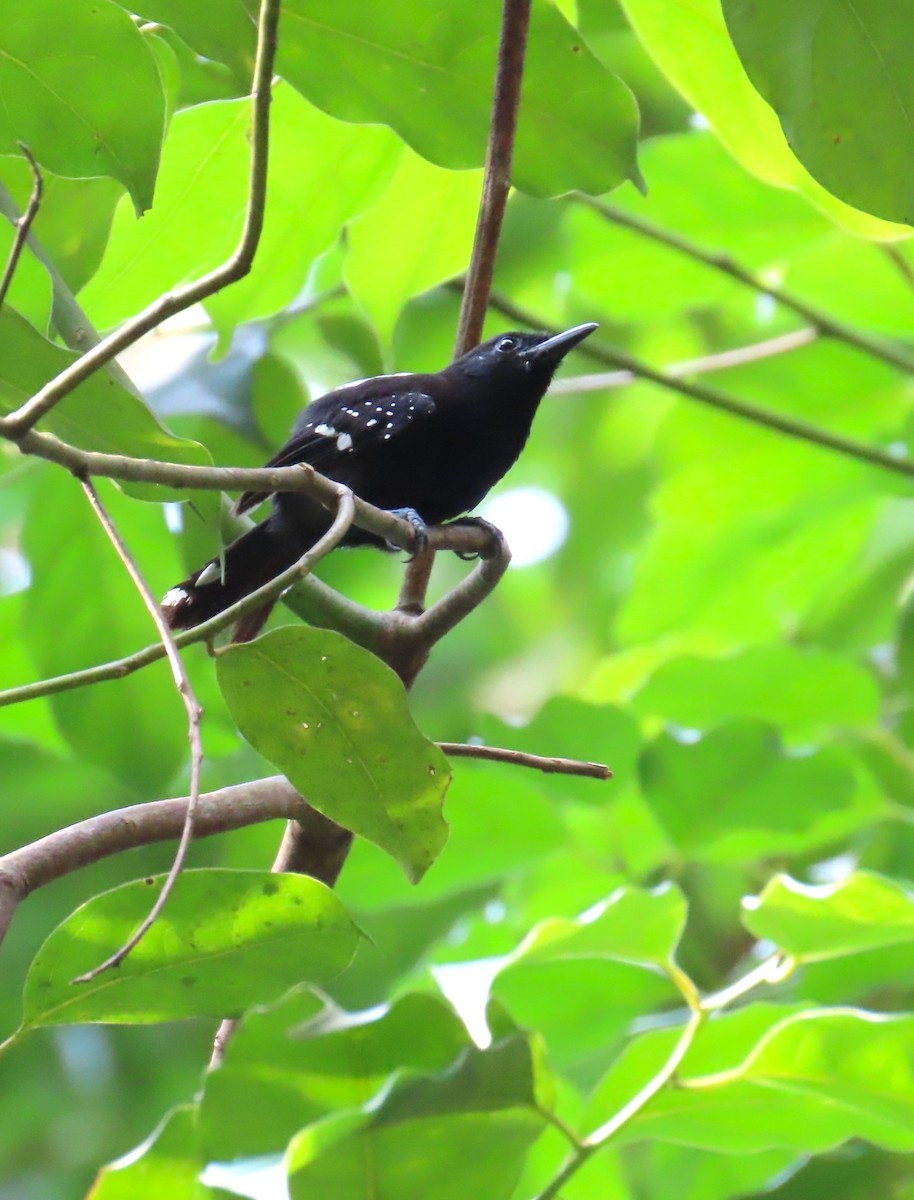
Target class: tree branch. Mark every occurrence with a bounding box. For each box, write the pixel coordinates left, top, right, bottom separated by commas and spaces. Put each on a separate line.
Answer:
575, 194, 914, 377
455, 0, 532, 357
485, 290, 914, 481
0, 776, 312, 947
439, 742, 612, 779
0, 144, 42, 313
10, 434, 428, 549
412, 525, 512, 648
0, 0, 280, 439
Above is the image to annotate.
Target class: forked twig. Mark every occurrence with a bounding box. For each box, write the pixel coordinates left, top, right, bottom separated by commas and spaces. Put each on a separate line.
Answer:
0, 144, 43, 313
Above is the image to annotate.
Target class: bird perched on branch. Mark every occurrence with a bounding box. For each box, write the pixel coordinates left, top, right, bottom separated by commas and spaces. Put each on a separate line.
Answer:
162, 323, 597, 633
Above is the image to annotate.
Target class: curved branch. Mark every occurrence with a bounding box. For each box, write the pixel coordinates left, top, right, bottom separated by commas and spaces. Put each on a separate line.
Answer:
0, 0, 281, 437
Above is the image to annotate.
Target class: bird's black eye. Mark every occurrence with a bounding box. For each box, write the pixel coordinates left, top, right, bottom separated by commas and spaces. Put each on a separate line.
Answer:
495, 337, 516, 354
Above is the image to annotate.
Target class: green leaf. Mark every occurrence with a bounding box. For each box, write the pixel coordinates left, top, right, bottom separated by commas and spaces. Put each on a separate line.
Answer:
743, 872, 914, 963
345, 151, 482, 348
1, 153, 122, 295
639, 721, 881, 863
0, 308, 211, 501
723, 0, 914, 226
201, 989, 470, 1160
491, 892, 683, 1069
285, 1034, 548, 1200
634, 644, 880, 737
81, 88, 400, 338
288, 1109, 542, 1200
0, 0, 165, 213
372, 1034, 552, 1125
216, 626, 450, 882
505, 884, 687, 972
277, 0, 641, 197
21, 869, 362, 1028
619, 0, 908, 237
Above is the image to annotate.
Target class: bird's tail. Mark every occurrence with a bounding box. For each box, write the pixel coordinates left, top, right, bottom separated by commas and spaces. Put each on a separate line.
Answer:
162, 516, 307, 633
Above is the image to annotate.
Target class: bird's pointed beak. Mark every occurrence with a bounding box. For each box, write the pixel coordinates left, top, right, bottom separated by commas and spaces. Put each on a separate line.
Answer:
522, 322, 599, 363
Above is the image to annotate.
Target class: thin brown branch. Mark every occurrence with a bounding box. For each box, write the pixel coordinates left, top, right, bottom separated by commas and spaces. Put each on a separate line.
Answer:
0, 144, 43, 313
576, 194, 914, 377
0, 0, 280, 439
549, 328, 818, 394
485, 290, 914, 480
397, 547, 436, 615
75, 477, 205, 982
455, 0, 532, 357
438, 742, 612, 779
0, 777, 313, 947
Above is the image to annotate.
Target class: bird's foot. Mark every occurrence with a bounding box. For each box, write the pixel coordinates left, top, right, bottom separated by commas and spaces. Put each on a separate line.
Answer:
385, 507, 430, 558
446, 516, 505, 561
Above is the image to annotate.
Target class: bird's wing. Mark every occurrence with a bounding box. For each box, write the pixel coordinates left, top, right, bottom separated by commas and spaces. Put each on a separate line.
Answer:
235, 386, 437, 515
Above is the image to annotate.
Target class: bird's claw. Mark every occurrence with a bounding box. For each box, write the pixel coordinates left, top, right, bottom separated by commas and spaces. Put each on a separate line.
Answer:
386, 507, 430, 559
447, 516, 505, 561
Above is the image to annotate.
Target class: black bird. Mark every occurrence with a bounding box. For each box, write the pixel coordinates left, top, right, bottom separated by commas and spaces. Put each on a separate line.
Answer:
162, 323, 597, 631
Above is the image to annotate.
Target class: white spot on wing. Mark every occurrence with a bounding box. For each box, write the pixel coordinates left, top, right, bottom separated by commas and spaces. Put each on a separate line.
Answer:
162, 587, 188, 609
315, 423, 335, 437
336, 432, 353, 452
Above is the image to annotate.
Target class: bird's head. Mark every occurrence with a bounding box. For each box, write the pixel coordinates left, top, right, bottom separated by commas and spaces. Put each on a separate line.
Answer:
455, 323, 598, 386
